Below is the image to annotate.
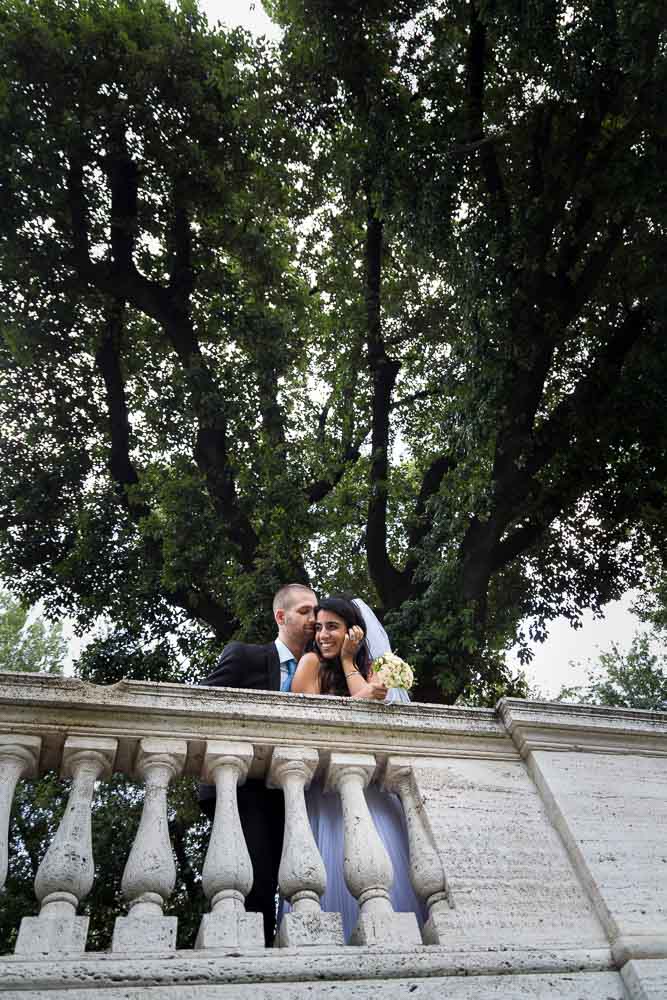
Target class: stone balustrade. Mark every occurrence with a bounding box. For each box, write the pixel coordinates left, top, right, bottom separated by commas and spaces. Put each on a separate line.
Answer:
0, 671, 666, 999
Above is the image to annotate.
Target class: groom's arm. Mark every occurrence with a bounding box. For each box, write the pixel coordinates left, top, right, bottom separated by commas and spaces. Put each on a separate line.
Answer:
202, 641, 248, 689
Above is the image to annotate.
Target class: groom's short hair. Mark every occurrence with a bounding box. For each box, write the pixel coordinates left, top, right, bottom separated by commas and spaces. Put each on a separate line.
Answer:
273, 583, 316, 613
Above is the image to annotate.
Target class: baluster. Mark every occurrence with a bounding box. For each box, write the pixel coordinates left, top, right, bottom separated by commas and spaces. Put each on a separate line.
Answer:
325, 751, 421, 946
384, 756, 451, 944
268, 746, 344, 947
0, 735, 41, 890
15, 735, 117, 956
195, 741, 264, 949
112, 738, 187, 953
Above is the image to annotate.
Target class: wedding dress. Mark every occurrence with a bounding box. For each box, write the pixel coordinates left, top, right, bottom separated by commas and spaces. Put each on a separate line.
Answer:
298, 598, 425, 942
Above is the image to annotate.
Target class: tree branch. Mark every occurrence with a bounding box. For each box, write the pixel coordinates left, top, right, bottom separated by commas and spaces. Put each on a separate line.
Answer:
306, 372, 366, 505
255, 352, 287, 452
93, 298, 236, 638
458, 303, 650, 614
450, 130, 511, 156
406, 454, 456, 555
316, 395, 332, 447
94, 298, 140, 500
490, 487, 576, 573
488, 453, 666, 575
66, 140, 259, 569
527, 306, 648, 477
464, 4, 510, 230
306, 442, 364, 506
487, 307, 651, 575
389, 388, 440, 412
528, 62, 656, 308
66, 152, 172, 325
107, 125, 139, 280
363, 205, 408, 607
169, 174, 195, 302
168, 585, 237, 638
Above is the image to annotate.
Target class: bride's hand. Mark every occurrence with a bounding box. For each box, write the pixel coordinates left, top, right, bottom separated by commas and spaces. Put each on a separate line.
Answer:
341, 626, 387, 700
355, 677, 389, 701
341, 625, 364, 660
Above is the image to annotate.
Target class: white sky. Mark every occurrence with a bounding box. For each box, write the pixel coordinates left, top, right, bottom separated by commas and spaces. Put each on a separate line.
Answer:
198, 0, 281, 38
510, 592, 642, 697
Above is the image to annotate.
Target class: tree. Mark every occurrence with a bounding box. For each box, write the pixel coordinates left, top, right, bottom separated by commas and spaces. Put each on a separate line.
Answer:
558, 631, 667, 710
1, 0, 666, 702
265, 0, 667, 698
632, 570, 667, 635
0, 591, 67, 673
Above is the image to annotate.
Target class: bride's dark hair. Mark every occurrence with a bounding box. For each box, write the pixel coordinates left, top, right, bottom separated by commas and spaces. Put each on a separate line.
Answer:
315, 596, 372, 696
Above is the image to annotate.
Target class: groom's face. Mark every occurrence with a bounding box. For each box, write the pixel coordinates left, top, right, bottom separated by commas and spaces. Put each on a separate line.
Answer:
277, 589, 317, 650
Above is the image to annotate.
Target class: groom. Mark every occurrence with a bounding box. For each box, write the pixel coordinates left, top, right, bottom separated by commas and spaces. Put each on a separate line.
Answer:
199, 583, 318, 945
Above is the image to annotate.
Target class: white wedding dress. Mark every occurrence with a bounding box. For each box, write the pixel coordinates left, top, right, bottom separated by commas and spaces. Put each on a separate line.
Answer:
283, 598, 425, 942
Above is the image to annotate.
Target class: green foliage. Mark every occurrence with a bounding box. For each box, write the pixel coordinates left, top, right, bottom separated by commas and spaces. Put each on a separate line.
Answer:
74, 623, 214, 684
633, 572, 667, 635
559, 631, 667, 710
0, 596, 67, 952
0, 0, 666, 703
455, 659, 530, 709
0, 591, 66, 674
0, 0, 310, 639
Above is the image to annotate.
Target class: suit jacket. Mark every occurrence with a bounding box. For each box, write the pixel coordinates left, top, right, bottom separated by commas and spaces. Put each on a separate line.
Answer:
203, 640, 281, 693
199, 640, 281, 806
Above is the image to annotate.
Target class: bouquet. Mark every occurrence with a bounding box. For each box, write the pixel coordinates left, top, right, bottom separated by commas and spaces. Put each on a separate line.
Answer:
371, 652, 414, 691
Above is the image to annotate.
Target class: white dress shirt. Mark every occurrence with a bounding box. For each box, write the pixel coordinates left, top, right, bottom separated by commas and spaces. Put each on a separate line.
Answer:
275, 637, 297, 689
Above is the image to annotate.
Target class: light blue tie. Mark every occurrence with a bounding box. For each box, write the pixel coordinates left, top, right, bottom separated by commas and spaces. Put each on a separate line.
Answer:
281, 657, 297, 692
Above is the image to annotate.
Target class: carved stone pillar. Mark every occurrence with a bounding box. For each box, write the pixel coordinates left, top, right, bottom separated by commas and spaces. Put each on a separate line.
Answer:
195, 741, 264, 949
0, 735, 41, 890
325, 751, 421, 946
112, 738, 187, 953
15, 735, 117, 956
384, 756, 450, 944
268, 746, 344, 947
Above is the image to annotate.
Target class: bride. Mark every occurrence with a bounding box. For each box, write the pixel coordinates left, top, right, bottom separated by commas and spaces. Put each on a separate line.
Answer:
290, 595, 424, 940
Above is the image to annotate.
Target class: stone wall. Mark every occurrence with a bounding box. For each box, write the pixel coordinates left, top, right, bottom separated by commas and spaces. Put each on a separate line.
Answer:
0, 673, 665, 999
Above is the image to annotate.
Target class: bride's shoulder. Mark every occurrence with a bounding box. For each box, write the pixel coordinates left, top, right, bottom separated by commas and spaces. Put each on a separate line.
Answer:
298, 650, 320, 667
292, 649, 322, 695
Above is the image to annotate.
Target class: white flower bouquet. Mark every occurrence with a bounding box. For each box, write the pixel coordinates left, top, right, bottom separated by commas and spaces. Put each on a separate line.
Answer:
371, 652, 414, 691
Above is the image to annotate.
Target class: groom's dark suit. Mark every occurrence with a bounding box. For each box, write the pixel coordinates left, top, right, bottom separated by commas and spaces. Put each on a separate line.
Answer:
199, 640, 285, 946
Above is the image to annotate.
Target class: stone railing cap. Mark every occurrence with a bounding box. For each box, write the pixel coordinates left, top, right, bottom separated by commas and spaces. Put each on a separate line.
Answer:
0, 672, 511, 775
498, 696, 667, 756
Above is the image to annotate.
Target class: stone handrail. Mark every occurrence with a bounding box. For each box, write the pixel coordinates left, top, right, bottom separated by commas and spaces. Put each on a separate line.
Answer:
1, 671, 667, 999
1, 672, 493, 956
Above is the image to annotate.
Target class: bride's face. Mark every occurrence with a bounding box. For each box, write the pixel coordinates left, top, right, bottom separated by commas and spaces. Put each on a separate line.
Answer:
315, 609, 348, 659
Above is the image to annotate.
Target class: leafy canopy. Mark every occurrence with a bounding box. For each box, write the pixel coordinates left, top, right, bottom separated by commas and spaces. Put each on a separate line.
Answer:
0, 0, 666, 701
